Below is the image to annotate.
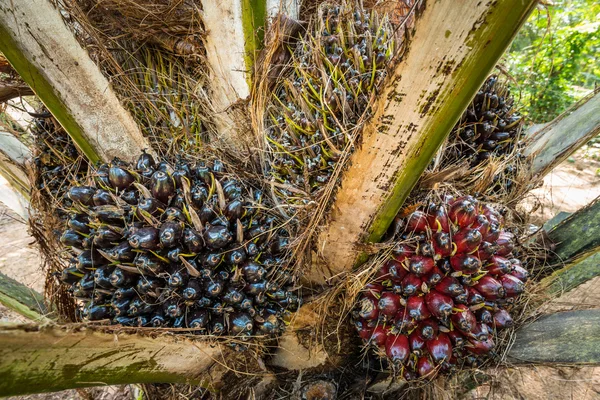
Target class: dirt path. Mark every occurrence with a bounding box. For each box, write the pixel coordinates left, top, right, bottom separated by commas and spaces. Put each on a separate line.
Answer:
526, 146, 600, 224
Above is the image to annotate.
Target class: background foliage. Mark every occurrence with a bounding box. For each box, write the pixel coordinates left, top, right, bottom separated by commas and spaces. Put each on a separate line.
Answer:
506, 0, 599, 124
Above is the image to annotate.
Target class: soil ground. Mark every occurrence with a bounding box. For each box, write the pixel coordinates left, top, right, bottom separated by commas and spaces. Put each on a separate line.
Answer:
0, 146, 599, 399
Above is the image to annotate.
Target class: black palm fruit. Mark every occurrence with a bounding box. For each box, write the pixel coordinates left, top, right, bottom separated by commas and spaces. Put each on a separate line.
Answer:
57, 152, 297, 346
60, 230, 83, 247
67, 186, 95, 206
109, 162, 136, 190
67, 215, 91, 234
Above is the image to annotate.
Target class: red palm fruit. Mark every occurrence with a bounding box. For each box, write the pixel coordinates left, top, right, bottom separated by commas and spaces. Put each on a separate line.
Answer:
409, 330, 426, 355
467, 287, 485, 305
427, 204, 450, 233
402, 273, 422, 296
467, 337, 495, 355
451, 304, 476, 332
474, 276, 505, 300
418, 319, 439, 340
475, 308, 493, 324
509, 257, 522, 268
407, 295, 432, 321
511, 264, 529, 282
496, 232, 515, 257
452, 229, 483, 254
385, 334, 410, 364
450, 254, 481, 275
427, 333, 453, 364
432, 232, 453, 259
362, 283, 384, 300
425, 265, 444, 286
394, 308, 417, 333
378, 292, 402, 318
355, 320, 373, 341
448, 199, 477, 227
471, 215, 491, 238
374, 261, 392, 282
486, 255, 513, 275
358, 297, 379, 321
419, 241, 436, 258
447, 330, 466, 347
417, 356, 436, 378
370, 325, 389, 347
425, 290, 454, 320
469, 323, 490, 341
454, 289, 469, 304
438, 258, 452, 274
493, 309, 514, 330
387, 260, 408, 282
475, 241, 497, 262
500, 274, 525, 297
392, 243, 416, 262
407, 255, 435, 276
481, 204, 503, 226
406, 211, 429, 233
435, 276, 464, 297
483, 222, 501, 242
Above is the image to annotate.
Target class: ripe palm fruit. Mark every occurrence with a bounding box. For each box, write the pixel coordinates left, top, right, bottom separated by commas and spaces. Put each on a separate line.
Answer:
385, 334, 410, 364
57, 153, 298, 345
265, 3, 397, 203
444, 75, 523, 167
354, 195, 528, 379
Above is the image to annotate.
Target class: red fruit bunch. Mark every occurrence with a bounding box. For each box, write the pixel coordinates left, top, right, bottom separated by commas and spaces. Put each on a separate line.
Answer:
353, 195, 528, 380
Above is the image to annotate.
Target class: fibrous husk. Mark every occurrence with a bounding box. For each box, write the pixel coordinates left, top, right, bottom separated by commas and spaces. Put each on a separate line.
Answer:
51, 0, 215, 160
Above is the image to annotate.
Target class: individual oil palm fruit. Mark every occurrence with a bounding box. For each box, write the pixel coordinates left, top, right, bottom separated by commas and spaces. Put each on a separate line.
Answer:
354, 195, 527, 379
57, 152, 298, 345
264, 2, 397, 202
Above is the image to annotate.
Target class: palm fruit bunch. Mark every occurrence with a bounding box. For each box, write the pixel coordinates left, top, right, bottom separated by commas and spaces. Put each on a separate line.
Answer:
266, 2, 395, 200
31, 115, 87, 217
57, 152, 299, 344
353, 195, 529, 380
444, 75, 523, 168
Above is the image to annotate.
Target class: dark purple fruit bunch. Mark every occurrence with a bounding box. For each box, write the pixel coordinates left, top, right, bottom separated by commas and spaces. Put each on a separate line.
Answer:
58, 152, 299, 346
353, 195, 528, 379
445, 75, 523, 167
266, 3, 396, 200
